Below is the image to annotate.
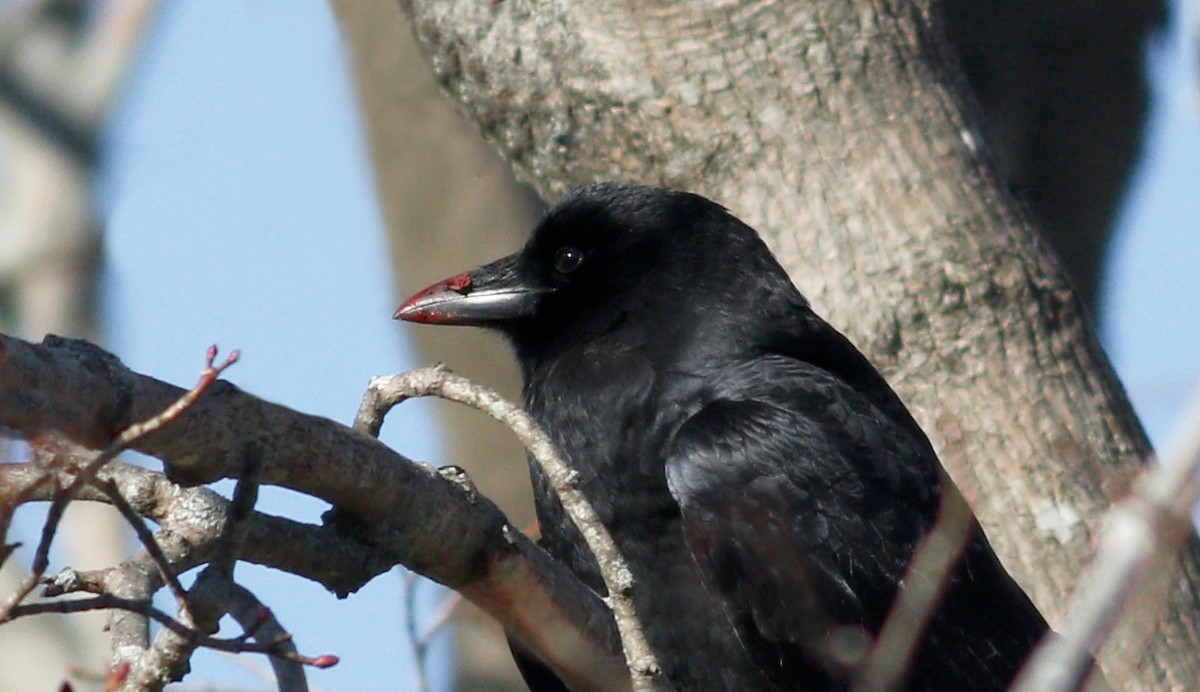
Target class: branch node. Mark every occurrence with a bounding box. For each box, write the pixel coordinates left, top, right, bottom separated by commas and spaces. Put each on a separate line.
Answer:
500, 523, 521, 547
42, 567, 85, 597
438, 465, 478, 503
370, 364, 660, 686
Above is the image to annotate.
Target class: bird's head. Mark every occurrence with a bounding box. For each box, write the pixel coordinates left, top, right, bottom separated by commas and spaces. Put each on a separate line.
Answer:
395, 183, 798, 362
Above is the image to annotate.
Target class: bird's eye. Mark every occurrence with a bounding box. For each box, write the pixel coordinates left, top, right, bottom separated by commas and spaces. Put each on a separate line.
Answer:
554, 246, 584, 275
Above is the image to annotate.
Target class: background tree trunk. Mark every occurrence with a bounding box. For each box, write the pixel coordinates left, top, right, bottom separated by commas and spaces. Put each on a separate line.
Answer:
0, 2, 156, 688
389, 0, 1199, 688
328, 3, 542, 688
942, 0, 1164, 318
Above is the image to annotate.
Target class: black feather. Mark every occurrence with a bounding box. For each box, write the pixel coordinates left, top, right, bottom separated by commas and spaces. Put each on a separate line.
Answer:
402, 183, 1050, 690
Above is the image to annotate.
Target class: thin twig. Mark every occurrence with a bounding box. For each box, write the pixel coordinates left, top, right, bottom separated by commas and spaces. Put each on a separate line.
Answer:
0, 456, 51, 572
148, 444, 269, 688
419, 589, 462, 649
0, 475, 71, 622
42, 566, 107, 597
92, 477, 191, 616
359, 364, 661, 689
197, 575, 319, 691
403, 570, 431, 692
0, 457, 392, 597
108, 345, 240, 455
4, 593, 336, 668
1013, 385, 1200, 691
199, 470, 315, 692
853, 480, 975, 691
0, 346, 238, 623
402, 570, 461, 692
211, 443, 262, 578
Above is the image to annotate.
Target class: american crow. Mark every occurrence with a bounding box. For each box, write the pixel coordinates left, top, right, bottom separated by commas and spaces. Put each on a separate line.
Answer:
397, 183, 1050, 690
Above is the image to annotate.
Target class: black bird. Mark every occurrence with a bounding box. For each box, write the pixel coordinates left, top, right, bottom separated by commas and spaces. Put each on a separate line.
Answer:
396, 184, 1049, 690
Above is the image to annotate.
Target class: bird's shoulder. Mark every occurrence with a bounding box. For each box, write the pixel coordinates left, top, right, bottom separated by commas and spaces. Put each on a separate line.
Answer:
665, 354, 941, 513
660, 355, 948, 683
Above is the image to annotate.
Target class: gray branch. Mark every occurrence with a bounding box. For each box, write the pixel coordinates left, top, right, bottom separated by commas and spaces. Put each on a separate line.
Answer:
360, 364, 659, 689
1014, 388, 1200, 691
0, 332, 627, 690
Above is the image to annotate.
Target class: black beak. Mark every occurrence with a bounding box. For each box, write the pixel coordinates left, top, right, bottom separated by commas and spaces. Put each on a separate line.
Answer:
394, 253, 547, 326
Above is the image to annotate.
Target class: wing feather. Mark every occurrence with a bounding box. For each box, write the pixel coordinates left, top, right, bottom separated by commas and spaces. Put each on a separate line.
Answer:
665, 358, 943, 687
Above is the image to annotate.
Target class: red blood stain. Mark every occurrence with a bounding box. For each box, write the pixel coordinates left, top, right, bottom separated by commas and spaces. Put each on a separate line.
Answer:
446, 272, 473, 294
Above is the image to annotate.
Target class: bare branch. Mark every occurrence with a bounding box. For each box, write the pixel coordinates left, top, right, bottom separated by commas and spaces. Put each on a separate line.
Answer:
107, 546, 169, 676
1, 459, 393, 598
1014, 386, 1200, 691
0, 346, 237, 626
210, 443, 262, 578
8, 455, 337, 692
400, 570, 463, 692
0, 333, 629, 691
110, 344, 239, 453
92, 477, 190, 616
0, 469, 70, 621
210, 580, 316, 692
129, 567, 321, 692
4, 593, 334, 668
0, 453, 50, 571
43, 566, 108, 597
854, 482, 975, 690
361, 364, 660, 689
132, 443, 265, 691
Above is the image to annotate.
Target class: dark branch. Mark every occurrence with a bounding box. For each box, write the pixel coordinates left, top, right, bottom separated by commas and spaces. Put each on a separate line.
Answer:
4, 593, 333, 667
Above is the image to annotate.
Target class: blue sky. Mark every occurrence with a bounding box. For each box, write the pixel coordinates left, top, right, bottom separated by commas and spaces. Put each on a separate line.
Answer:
101, 3, 447, 689
1105, 6, 1200, 443
76, 0, 1200, 689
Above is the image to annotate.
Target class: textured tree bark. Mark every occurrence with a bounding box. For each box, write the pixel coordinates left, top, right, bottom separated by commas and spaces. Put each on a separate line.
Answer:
396, 1, 1200, 688
0, 333, 629, 691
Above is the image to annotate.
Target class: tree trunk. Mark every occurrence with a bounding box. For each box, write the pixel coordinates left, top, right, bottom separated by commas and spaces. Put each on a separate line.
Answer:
0, 2, 157, 688
397, 1, 1200, 687
941, 0, 1163, 318
327, 2, 543, 688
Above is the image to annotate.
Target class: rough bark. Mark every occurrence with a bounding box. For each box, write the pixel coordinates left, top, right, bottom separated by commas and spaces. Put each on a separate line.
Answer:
396, 1, 1199, 688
